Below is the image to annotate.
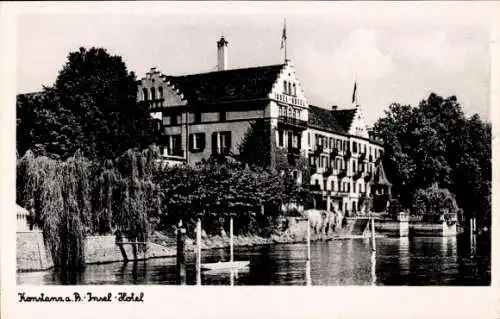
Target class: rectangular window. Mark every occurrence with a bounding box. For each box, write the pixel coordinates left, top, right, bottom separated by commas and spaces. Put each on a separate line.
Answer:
189, 133, 206, 153
353, 183, 356, 193
167, 135, 182, 157
278, 130, 284, 147
292, 133, 298, 148
353, 141, 357, 153
219, 111, 226, 121
329, 138, 334, 149
171, 114, 179, 125
308, 133, 311, 147
162, 113, 170, 126
212, 131, 232, 155
194, 112, 202, 124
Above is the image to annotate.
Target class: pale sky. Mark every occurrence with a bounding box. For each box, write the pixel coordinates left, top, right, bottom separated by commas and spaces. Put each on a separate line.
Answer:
15, 2, 493, 125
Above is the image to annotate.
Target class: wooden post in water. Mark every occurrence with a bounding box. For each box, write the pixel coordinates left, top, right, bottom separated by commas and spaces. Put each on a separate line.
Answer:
196, 218, 202, 286
371, 251, 377, 286
371, 216, 376, 252
230, 217, 234, 263
305, 260, 311, 286
306, 218, 311, 261
176, 220, 187, 285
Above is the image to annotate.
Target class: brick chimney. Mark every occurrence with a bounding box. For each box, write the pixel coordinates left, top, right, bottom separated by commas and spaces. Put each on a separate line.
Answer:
217, 36, 228, 71
331, 105, 338, 111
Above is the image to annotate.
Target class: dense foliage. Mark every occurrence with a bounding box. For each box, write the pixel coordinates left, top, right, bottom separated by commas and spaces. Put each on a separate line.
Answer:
17, 146, 161, 274
156, 159, 301, 237
412, 186, 460, 223
17, 47, 155, 160
372, 93, 491, 227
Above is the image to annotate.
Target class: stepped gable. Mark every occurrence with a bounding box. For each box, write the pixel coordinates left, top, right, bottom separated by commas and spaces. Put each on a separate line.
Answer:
164, 64, 285, 105
331, 108, 357, 132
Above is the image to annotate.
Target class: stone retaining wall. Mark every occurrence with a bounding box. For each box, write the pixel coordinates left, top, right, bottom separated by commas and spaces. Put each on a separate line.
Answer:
84, 235, 176, 264
410, 221, 457, 237
16, 231, 54, 272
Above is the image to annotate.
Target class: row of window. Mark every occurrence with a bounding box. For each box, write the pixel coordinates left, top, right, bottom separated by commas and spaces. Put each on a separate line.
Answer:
142, 87, 163, 101
314, 179, 370, 194
277, 130, 300, 148
278, 105, 302, 120
162, 131, 232, 156
309, 132, 381, 157
162, 111, 227, 126
310, 155, 375, 173
283, 80, 297, 96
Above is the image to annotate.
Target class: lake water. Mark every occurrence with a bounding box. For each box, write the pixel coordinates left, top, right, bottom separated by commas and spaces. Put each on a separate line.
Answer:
17, 233, 490, 286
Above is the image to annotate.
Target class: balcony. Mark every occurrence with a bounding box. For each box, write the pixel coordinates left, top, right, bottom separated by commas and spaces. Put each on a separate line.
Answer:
277, 116, 308, 130
353, 170, 363, 180
359, 152, 366, 161
364, 172, 373, 182
344, 149, 352, 159
314, 144, 324, 155
323, 166, 333, 177
309, 164, 318, 175
337, 168, 347, 178
330, 148, 339, 158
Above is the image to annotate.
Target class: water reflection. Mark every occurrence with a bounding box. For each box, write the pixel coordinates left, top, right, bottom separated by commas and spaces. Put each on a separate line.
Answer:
17, 234, 490, 286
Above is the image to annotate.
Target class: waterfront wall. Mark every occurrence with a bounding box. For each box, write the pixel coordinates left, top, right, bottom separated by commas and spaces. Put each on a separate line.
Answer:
84, 235, 176, 264
16, 231, 54, 272
410, 221, 457, 237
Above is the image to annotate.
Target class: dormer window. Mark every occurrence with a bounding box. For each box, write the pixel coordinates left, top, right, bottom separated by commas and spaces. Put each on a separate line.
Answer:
151, 87, 156, 100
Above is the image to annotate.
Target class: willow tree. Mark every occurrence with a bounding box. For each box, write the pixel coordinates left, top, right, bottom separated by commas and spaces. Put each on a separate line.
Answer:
16, 149, 94, 275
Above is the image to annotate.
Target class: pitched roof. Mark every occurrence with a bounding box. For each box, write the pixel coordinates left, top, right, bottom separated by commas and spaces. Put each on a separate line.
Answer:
165, 64, 284, 105
332, 108, 357, 132
308, 105, 345, 133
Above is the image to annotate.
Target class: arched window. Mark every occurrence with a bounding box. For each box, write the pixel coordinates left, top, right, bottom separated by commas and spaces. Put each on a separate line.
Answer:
288, 82, 292, 95
283, 81, 288, 94
293, 83, 297, 96
151, 87, 156, 100
143, 88, 149, 101
158, 86, 164, 99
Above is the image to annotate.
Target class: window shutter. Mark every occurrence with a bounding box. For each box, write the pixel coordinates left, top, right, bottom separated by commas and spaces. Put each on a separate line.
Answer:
211, 132, 217, 154
189, 134, 194, 152
200, 133, 206, 150
226, 131, 232, 154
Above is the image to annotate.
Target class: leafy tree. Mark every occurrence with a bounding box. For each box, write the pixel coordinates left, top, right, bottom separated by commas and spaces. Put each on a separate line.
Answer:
372, 93, 491, 227
412, 186, 460, 222
17, 47, 155, 160
237, 119, 272, 168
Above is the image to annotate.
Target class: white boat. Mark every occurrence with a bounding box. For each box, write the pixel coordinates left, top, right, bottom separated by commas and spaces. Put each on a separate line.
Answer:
201, 260, 250, 271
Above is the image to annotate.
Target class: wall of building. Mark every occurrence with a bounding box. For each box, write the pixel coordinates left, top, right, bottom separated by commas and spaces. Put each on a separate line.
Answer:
17, 231, 54, 272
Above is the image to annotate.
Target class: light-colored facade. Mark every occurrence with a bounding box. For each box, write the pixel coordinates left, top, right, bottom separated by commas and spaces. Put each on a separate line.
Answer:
137, 37, 389, 216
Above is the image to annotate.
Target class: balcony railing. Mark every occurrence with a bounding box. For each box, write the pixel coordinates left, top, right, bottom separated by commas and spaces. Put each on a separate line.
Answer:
278, 116, 308, 129
338, 168, 347, 178
353, 170, 363, 180
330, 148, 339, 158
323, 167, 333, 177
364, 171, 373, 182
314, 144, 324, 155
344, 149, 352, 159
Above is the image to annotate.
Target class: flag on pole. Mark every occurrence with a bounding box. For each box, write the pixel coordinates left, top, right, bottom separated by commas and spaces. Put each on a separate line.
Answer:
281, 19, 287, 49
352, 82, 357, 104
